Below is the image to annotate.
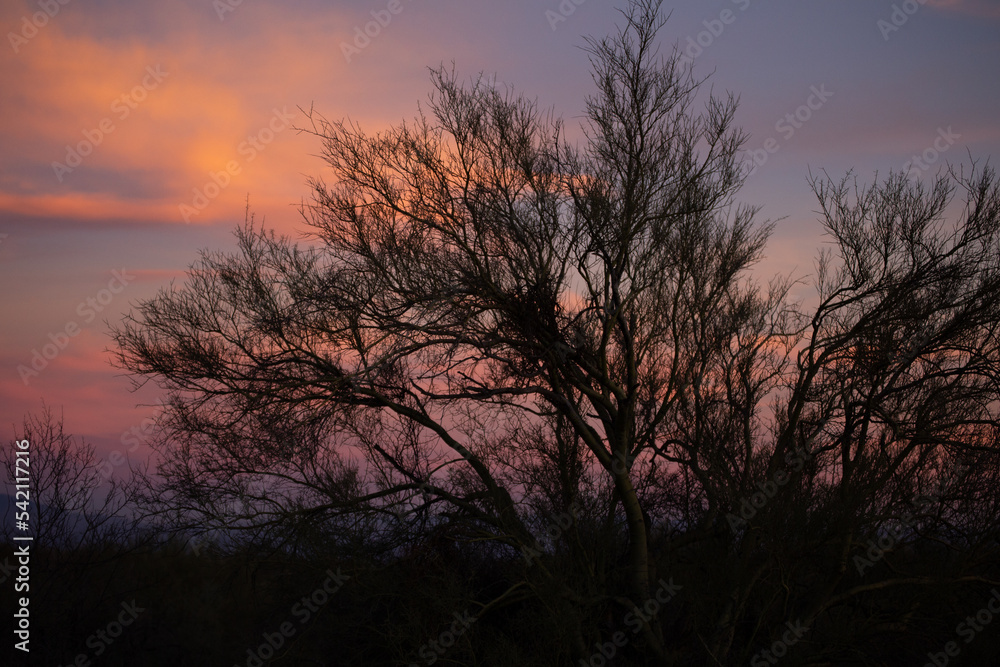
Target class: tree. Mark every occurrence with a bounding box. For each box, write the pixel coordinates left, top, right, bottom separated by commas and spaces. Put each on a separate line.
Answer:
1, 407, 157, 665
661, 164, 1000, 663
2, 405, 136, 551
112, 0, 1000, 663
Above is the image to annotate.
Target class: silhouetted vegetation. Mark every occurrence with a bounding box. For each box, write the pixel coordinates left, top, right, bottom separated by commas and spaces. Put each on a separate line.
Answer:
6, 1, 1000, 665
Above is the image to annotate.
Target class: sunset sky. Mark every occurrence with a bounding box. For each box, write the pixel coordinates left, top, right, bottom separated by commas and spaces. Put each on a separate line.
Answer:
2, 0, 999, 472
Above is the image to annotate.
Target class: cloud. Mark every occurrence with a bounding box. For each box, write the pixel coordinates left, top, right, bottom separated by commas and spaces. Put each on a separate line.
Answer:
0, 0, 462, 232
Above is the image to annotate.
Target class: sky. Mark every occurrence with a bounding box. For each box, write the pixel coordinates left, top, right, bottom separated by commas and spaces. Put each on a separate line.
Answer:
1, 0, 999, 474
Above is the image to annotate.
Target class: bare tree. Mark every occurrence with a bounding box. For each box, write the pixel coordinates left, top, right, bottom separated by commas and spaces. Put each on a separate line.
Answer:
110, 0, 1000, 663
3, 405, 136, 551
111, 0, 775, 659
658, 163, 1000, 664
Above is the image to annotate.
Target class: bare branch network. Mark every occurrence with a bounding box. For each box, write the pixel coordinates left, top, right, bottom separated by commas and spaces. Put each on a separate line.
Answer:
98, 1, 1000, 663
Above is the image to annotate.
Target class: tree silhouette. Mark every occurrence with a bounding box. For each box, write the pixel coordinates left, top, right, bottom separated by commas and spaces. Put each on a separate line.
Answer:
110, 1, 1000, 663
2, 405, 137, 551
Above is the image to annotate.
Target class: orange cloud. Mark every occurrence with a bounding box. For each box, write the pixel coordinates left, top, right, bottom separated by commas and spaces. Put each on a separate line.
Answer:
1, 0, 466, 234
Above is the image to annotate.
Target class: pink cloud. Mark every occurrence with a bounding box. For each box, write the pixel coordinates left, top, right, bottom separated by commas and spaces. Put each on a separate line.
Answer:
0, 0, 471, 235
